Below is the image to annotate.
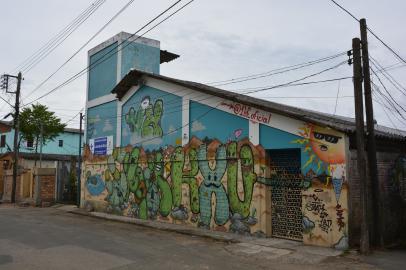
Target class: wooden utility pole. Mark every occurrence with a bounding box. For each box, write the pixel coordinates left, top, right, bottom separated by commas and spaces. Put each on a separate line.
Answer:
1, 72, 23, 203
77, 112, 83, 207
360, 18, 383, 248
352, 38, 370, 254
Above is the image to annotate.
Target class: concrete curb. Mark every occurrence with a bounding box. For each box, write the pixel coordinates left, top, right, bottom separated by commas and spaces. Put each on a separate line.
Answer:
67, 208, 241, 243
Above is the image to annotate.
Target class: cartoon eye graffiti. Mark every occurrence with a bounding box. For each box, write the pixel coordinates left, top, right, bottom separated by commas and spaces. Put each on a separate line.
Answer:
141, 96, 151, 109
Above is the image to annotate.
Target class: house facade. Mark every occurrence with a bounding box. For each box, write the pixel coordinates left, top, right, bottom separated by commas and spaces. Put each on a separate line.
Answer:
0, 121, 81, 156
0, 121, 83, 203
82, 33, 406, 249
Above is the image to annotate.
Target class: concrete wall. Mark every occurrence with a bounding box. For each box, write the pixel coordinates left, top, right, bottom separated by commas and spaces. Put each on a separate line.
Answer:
81, 78, 350, 248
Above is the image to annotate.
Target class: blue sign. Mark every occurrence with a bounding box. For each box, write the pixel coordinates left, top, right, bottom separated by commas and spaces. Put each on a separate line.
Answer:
94, 137, 108, 155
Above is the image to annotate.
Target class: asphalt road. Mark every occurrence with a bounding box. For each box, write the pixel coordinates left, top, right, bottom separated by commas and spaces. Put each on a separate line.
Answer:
0, 206, 402, 270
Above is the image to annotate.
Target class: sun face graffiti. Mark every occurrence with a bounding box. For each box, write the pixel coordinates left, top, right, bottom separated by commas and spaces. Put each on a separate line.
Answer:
310, 126, 345, 164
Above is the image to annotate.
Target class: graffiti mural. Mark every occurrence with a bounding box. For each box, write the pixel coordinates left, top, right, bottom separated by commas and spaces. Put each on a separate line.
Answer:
85, 172, 105, 196
125, 96, 163, 138
83, 102, 349, 248
293, 123, 348, 248
83, 136, 270, 234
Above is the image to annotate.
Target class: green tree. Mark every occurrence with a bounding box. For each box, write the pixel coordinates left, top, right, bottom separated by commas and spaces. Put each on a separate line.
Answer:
19, 104, 66, 166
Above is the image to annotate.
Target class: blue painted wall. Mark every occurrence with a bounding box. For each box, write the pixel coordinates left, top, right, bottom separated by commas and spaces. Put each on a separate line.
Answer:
0, 129, 82, 155
121, 41, 160, 77
88, 42, 118, 101
189, 101, 249, 143
86, 101, 117, 144
121, 86, 182, 150
259, 124, 330, 175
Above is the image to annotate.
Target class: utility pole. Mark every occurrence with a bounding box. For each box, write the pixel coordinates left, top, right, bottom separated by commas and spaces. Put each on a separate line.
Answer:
1, 72, 22, 203
352, 38, 370, 254
77, 112, 83, 207
360, 18, 383, 248
39, 123, 43, 168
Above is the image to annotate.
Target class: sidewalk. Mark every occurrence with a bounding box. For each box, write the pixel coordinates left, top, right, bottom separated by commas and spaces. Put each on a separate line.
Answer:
54, 204, 345, 265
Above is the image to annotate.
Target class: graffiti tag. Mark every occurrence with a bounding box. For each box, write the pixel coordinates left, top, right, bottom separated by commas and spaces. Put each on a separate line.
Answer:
221, 102, 271, 124
305, 194, 332, 233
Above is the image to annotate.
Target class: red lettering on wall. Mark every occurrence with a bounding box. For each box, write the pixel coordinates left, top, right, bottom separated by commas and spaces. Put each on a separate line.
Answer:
221, 102, 272, 124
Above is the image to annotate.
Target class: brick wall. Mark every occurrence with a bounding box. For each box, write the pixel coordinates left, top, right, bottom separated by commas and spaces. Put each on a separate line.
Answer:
39, 174, 55, 202
348, 150, 406, 247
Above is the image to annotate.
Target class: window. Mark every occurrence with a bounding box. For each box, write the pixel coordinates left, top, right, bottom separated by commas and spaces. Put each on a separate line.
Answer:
27, 139, 33, 148
0, 135, 5, 148
59, 140, 63, 147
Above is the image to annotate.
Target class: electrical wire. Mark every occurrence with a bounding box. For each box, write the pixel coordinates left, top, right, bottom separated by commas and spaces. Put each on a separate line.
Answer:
0, 95, 13, 108
231, 76, 351, 93
371, 81, 406, 121
372, 91, 406, 129
22, 0, 136, 101
22, 0, 191, 107
369, 56, 406, 97
11, 0, 105, 73
83, 61, 350, 123
207, 52, 347, 87
19, 0, 106, 74
328, 0, 406, 64
370, 68, 406, 114
243, 61, 348, 95
64, 108, 84, 125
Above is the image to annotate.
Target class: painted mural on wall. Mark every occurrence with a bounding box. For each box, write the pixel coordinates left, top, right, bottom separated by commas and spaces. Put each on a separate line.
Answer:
83, 136, 269, 235
83, 92, 349, 248
121, 86, 182, 150
293, 123, 348, 249
125, 96, 163, 138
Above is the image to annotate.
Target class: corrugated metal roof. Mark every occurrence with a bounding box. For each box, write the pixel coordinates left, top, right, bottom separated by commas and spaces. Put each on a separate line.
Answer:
112, 69, 406, 141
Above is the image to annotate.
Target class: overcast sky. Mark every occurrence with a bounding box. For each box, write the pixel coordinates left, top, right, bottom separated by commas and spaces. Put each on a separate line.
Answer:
1, 0, 405, 130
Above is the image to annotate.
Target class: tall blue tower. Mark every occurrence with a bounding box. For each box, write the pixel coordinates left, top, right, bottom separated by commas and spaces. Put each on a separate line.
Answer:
85, 32, 178, 153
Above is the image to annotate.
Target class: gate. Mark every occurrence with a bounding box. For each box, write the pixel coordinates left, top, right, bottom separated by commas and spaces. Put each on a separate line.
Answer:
269, 149, 302, 241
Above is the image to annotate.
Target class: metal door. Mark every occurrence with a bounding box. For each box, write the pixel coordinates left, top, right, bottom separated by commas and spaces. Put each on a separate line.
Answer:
269, 149, 302, 241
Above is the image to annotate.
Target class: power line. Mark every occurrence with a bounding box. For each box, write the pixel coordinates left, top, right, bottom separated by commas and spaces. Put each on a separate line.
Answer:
22, 0, 192, 107
243, 61, 348, 95
22, 0, 136, 101
369, 56, 406, 97
372, 91, 406, 129
207, 52, 347, 87
83, 61, 350, 123
328, 0, 359, 22
371, 81, 406, 121
328, 0, 406, 64
64, 108, 84, 125
231, 76, 351, 93
0, 94, 14, 108
370, 68, 406, 114
367, 27, 406, 65
18, 0, 106, 74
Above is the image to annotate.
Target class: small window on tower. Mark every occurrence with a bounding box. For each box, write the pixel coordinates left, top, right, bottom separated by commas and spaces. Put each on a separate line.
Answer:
59, 140, 63, 147
0, 135, 5, 148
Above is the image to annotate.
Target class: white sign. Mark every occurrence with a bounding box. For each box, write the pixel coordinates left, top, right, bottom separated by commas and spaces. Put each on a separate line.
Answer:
89, 136, 113, 155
